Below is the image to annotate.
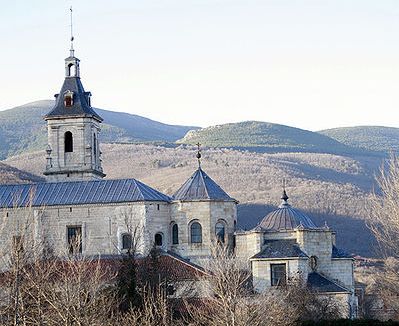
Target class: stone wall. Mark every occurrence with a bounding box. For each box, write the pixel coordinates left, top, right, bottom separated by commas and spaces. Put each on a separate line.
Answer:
45, 117, 103, 181
251, 258, 306, 292
170, 200, 236, 263
0, 201, 171, 267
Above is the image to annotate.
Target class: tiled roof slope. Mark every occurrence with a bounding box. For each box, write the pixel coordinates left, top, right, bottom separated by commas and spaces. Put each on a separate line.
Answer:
251, 239, 308, 259
45, 76, 102, 121
173, 168, 235, 202
258, 204, 317, 231
307, 272, 350, 293
0, 179, 170, 208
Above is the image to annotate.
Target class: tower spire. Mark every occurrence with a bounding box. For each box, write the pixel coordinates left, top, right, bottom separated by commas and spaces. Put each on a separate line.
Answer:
196, 142, 202, 169
69, 6, 75, 57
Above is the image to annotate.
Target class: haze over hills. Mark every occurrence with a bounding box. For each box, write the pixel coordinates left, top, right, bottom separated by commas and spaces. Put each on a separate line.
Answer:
319, 126, 399, 153
0, 100, 198, 160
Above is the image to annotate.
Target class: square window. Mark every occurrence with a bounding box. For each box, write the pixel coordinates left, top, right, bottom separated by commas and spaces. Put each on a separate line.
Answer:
271, 263, 286, 286
67, 226, 82, 254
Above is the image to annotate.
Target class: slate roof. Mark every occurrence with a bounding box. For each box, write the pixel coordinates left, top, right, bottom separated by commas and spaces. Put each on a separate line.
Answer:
251, 239, 308, 259
173, 168, 236, 202
307, 272, 350, 293
0, 179, 170, 208
332, 245, 353, 259
45, 76, 103, 121
258, 193, 317, 231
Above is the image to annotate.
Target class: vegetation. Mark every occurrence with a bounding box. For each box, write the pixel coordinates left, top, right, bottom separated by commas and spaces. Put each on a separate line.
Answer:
364, 156, 399, 320
177, 121, 374, 156
319, 126, 399, 153
0, 162, 44, 184
0, 100, 198, 160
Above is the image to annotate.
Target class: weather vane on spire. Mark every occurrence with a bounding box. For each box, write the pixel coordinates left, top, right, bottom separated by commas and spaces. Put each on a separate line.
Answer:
196, 142, 202, 168
69, 6, 75, 57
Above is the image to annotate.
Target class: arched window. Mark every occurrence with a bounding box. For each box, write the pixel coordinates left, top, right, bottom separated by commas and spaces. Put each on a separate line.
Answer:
215, 222, 225, 243
190, 222, 202, 244
172, 224, 179, 245
122, 234, 132, 250
155, 233, 163, 246
68, 63, 76, 77
65, 131, 73, 152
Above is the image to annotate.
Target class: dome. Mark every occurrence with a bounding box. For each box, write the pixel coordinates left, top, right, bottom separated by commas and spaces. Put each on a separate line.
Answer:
258, 190, 317, 231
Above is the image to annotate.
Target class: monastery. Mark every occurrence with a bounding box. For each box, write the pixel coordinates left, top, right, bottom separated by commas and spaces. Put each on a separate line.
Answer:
0, 41, 358, 318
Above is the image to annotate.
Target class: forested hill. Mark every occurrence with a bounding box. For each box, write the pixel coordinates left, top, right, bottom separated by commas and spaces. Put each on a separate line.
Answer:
177, 121, 375, 156
0, 100, 199, 160
319, 126, 399, 153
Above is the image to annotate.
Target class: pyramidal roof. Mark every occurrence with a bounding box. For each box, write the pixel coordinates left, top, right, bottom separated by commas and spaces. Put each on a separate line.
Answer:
45, 76, 102, 121
173, 168, 235, 202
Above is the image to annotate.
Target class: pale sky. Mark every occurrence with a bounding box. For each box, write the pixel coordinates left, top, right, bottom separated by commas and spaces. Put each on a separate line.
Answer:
1, 0, 399, 131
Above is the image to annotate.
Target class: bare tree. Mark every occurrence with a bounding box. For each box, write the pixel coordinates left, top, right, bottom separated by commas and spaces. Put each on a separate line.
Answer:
367, 155, 399, 319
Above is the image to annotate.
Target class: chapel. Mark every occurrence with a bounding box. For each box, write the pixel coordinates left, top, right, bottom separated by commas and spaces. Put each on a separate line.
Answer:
0, 42, 357, 318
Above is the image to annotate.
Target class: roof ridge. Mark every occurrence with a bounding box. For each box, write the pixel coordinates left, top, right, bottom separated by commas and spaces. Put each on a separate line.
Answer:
198, 168, 210, 199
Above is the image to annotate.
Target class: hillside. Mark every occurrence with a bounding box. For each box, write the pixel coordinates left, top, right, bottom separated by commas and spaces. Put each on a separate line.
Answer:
319, 126, 399, 153
177, 121, 373, 156
0, 162, 44, 184
3, 143, 383, 257
0, 100, 198, 159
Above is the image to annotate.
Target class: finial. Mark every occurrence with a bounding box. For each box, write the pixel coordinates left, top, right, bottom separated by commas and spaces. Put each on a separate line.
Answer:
69, 6, 75, 57
196, 142, 202, 168
281, 179, 289, 202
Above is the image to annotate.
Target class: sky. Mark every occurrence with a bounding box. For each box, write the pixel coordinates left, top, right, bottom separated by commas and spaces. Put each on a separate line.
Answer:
1, 0, 399, 131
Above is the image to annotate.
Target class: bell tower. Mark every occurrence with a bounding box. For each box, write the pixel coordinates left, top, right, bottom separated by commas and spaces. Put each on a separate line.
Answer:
43, 8, 105, 182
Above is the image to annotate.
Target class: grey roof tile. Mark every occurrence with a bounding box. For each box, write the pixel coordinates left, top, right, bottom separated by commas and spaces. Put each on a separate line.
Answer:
307, 272, 350, 293
0, 179, 170, 208
173, 168, 235, 202
251, 239, 308, 259
258, 203, 317, 231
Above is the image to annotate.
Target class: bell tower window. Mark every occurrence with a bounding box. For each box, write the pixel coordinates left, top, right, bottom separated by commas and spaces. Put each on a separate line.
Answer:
68, 63, 77, 77
65, 131, 73, 153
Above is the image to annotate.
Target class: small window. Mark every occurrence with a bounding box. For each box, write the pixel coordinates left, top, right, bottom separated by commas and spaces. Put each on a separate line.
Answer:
190, 222, 202, 244
93, 133, 97, 158
172, 224, 179, 245
271, 263, 286, 286
64, 90, 74, 107
67, 226, 82, 254
122, 234, 133, 250
155, 233, 163, 246
215, 222, 225, 243
65, 131, 73, 153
